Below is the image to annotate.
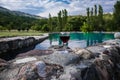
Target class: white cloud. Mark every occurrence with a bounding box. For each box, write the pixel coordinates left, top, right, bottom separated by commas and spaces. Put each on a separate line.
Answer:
0, 0, 117, 17
37, 1, 70, 17
38, 0, 117, 17
0, 0, 29, 10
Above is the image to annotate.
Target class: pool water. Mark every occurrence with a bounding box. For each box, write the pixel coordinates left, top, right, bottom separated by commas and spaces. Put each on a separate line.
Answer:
35, 32, 114, 50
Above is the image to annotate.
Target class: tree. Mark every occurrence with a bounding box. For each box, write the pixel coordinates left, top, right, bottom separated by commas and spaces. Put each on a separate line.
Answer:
85, 7, 94, 32
86, 8, 91, 30
62, 9, 68, 31
57, 9, 68, 31
84, 4, 104, 32
93, 5, 99, 30
104, 19, 114, 31
98, 5, 104, 31
87, 8, 90, 18
41, 24, 49, 32
48, 13, 53, 32
31, 24, 41, 31
21, 22, 30, 31
68, 16, 85, 31
6, 22, 13, 31
63, 23, 72, 31
94, 5, 97, 16
90, 8, 94, 17
90, 8, 94, 31
58, 11, 62, 31
86, 7, 90, 23
51, 17, 58, 31
81, 22, 91, 32
113, 1, 120, 31
0, 25, 6, 31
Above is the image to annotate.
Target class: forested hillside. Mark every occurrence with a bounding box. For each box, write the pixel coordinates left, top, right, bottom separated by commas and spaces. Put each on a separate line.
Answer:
0, 1, 120, 32
0, 6, 44, 31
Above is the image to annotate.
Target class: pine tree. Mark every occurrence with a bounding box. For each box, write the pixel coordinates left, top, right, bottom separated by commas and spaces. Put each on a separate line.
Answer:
48, 13, 52, 32
113, 1, 120, 31
57, 9, 68, 31
94, 5, 97, 16
98, 5, 104, 31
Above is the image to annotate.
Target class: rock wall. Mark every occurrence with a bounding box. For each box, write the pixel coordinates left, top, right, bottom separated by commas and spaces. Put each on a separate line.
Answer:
0, 39, 120, 80
0, 36, 48, 54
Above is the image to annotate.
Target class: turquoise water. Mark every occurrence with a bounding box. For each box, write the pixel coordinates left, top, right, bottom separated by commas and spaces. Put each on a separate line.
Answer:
35, 32, 114, 50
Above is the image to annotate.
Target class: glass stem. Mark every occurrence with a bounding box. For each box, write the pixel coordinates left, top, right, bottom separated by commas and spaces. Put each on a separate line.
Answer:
63, 43, 67, 51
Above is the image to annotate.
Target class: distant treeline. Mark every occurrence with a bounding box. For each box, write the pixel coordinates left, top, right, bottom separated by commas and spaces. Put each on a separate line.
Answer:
0, 1, 120, 32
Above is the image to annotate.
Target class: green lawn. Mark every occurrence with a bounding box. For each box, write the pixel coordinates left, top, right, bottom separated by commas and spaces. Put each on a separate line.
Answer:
0, 30, 44, 37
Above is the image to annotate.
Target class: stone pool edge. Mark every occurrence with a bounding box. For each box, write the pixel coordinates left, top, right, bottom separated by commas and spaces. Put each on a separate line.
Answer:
0, 34, 48, 54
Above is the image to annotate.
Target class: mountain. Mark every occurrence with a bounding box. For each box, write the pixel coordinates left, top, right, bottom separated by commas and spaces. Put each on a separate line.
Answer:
0, 6, 44, 19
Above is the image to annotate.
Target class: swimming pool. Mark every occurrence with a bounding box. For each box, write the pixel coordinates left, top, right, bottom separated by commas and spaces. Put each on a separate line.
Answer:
35, 32, 114, 50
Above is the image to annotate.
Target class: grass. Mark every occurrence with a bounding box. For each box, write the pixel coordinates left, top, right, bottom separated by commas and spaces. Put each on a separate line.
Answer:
0, 30, 44, 38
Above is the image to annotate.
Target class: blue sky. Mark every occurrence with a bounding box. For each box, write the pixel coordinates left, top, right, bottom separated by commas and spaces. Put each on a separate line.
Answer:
0, 0, 117, 17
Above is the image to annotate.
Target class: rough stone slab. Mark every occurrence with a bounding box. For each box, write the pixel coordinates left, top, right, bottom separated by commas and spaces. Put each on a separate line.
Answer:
0, 60, 63, 80
14, 57, 37, 64
38, 51, 80, 66
0, 35, 48, 54
16, 50, 53, 57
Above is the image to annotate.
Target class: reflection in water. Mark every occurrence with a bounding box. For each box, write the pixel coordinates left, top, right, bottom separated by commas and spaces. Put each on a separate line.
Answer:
49, 32, 114, 47
68, 40, 86, 48
35, 40, 50, 50
83, 32, 103, 46
49, 33, 60, 46
35, 32, 114, 50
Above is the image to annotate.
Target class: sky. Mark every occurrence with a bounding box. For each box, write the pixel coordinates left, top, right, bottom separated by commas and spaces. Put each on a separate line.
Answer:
0, 0, 118, 18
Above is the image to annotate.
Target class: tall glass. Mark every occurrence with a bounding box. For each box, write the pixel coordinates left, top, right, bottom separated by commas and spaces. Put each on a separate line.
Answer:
59, 32, 70, 53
